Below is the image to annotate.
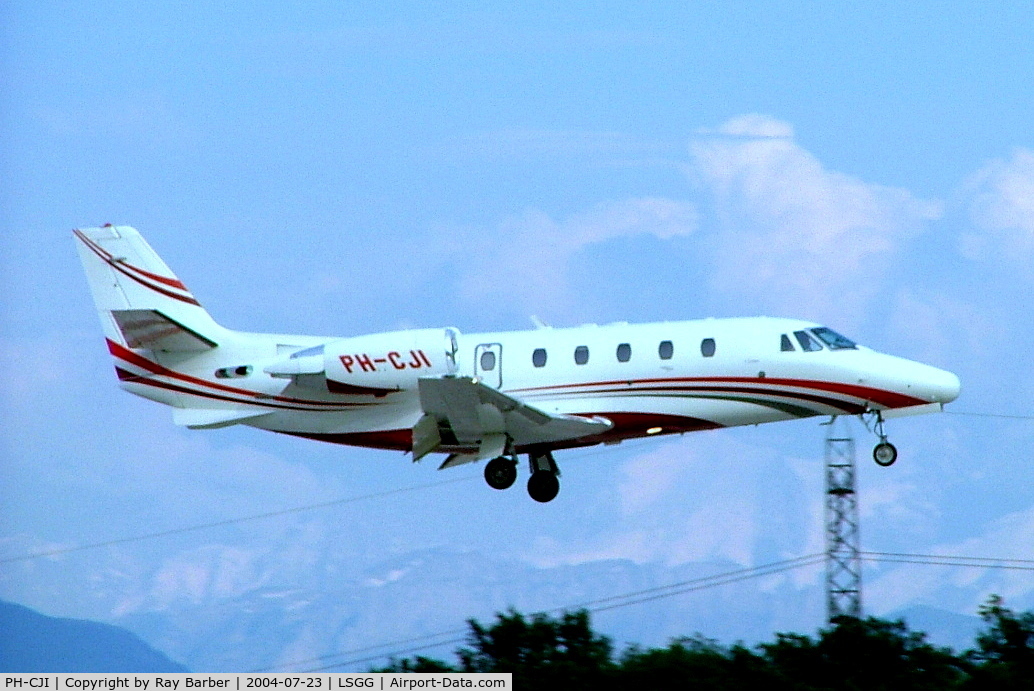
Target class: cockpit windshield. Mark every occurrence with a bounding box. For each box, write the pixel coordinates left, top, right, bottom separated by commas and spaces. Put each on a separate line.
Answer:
811, 327, 857, 350
794, 330, 823, 352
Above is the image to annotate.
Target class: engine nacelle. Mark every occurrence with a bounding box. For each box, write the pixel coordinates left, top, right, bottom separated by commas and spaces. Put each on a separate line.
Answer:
322, 327, 459, 396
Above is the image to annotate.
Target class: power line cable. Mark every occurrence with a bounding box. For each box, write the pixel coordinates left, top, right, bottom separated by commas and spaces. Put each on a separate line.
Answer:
862, 555, 1034, 572
572, 554, 825, 613
944, 410, 1034, 421
284, 554, 827, 672
276, 550, 1033, 672
0, 475, 473, 564
2, 438, 657, 565
9, 409, 1031, 565
304, 637, 472, 673
250, 628, 469, 673
589, 555, 827, 614
861, 551, 1034, 565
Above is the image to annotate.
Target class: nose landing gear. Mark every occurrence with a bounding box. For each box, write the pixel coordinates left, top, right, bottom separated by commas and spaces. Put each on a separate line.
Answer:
864, 410, 898, 467
873, 441, 898, 467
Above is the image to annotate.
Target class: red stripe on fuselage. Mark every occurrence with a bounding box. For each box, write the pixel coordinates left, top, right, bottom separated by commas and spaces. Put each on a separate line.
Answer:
535, 382, 868, 415
107, 339, 363, 409
511, 376, 925, 410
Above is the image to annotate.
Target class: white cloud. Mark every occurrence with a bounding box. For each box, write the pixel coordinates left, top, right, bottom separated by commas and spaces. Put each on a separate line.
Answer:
690, 114, 942, 328
453, 197, 697, 317
961, 148, 1034, 260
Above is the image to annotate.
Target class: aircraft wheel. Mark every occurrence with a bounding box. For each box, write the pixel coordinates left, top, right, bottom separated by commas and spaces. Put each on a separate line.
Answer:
484, 456, 518, 490
527, 471, 560, 503
873, 442, 898, 467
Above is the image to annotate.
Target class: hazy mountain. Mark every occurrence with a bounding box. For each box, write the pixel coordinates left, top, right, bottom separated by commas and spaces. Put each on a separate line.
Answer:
108, 546, 828, 671
890, 605, 983, 654
103, 542, 1009, 673
0, 599, 188, 672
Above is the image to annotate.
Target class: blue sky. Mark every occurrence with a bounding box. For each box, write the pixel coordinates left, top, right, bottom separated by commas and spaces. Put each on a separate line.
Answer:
2, 1, 1034, 660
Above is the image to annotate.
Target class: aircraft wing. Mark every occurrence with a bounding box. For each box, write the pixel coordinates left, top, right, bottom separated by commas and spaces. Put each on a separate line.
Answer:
415, 376, 612, 467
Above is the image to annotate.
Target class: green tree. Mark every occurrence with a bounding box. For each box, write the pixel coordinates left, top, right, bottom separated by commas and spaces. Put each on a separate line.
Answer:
457, 609, 614, 689
616, 635, 777, 689
373, 655, 457, 673
963, 595, 1034, 690
374, 603, 1034, 688
761, 616, 966, 690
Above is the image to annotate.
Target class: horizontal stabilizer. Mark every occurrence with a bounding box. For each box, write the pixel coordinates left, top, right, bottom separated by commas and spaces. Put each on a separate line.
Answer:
173, 408, 272, 429
112, 309, 218, 351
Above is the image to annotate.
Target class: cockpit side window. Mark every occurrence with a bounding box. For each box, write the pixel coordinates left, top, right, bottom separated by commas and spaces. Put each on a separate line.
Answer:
812, 327, 858, 350
794, 330, 823, 352
780, 334, 795, 352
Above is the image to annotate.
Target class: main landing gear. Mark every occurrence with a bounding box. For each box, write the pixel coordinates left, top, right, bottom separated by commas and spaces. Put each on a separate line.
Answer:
864, 410, 898, 467
484, 455, 518, 490
483, 448, 561, 503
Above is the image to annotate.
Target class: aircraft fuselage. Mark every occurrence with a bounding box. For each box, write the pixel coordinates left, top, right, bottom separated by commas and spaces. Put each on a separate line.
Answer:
77, 225, 960, 502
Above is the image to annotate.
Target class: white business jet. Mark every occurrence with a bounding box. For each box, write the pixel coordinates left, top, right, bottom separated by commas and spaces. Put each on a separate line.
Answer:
75, 226, 960, 502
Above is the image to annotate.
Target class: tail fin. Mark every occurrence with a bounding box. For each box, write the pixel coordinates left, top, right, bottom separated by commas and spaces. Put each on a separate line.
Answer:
74, 225, 224, 351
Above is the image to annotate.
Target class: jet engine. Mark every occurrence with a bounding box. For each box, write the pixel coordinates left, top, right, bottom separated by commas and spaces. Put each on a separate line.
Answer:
264, 328, 460, 396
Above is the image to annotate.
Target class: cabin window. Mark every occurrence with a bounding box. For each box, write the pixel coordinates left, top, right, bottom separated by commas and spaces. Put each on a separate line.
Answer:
794, 330, 823, 352
812, 327, 857, 350
532, 348, 547, 367
480, 350, 497, 371
574, 345, 589, 365
701, 338, 716, 357
780, 334, 795, 352
616, 343, 631, 362
658, 340, 674, 360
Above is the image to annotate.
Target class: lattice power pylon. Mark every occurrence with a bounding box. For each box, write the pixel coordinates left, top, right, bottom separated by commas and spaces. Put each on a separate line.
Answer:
825, 417, 862, 620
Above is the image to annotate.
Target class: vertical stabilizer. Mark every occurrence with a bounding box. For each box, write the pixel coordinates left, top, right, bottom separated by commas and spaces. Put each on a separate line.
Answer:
74, 225, 225, 349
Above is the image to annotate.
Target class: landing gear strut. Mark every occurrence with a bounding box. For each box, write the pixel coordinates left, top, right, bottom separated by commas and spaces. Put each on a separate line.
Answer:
527, 450, 561, 503
481, 447, 561, 502
864, 410, 898, 467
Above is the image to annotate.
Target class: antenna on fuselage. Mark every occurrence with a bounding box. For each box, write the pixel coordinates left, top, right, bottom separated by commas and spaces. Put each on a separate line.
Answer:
530, 315, 551, 330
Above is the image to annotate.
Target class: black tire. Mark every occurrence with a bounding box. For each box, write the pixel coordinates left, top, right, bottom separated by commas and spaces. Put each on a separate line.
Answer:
484, 457, 518, 490
873, 442, 898, 467
527, 471, 560, 503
